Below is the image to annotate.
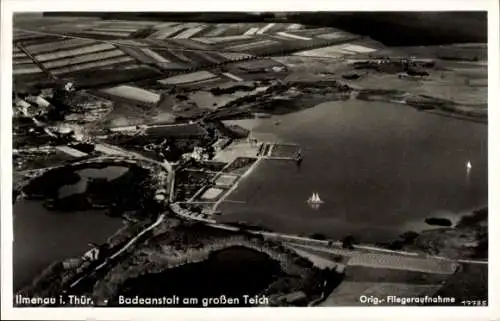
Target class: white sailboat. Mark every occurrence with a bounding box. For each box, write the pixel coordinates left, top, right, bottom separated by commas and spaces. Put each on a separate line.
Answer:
307, 192, 324, 204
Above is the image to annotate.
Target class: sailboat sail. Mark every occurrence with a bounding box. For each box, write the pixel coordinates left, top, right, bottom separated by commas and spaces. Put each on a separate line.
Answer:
307, 192, 323, 204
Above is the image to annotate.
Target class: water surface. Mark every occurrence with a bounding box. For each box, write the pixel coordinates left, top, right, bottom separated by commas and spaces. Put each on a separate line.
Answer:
218, 100, 487, 242
13, 166, 129, 290
58, 166, 129, 198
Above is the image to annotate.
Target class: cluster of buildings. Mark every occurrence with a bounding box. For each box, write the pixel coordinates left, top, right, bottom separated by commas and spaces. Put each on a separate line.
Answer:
183, 146, 211, 162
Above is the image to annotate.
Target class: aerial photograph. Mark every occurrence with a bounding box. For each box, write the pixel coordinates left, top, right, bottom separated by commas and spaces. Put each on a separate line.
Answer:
10, 11, 487, 307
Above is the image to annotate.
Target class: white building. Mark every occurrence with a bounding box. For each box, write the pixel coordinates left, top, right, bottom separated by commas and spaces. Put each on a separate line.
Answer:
82, 247, 100, 262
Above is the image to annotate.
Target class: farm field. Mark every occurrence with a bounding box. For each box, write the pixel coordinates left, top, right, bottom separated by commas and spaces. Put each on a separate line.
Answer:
97, 101, 171, 129
60, 66, 161, 89
146, 22, 310, 41
12, 16, 381, 96
144, 123, 208, 138
41, 49, 126, 69
99, 85, 161, 106
13, 64, 44, 76
35, 43, 116, 61
50, 56, 136, 76
158, 70, 219, 85
150, 48, 230, 67
294, 42, 378, 58
23, 38, 97, 55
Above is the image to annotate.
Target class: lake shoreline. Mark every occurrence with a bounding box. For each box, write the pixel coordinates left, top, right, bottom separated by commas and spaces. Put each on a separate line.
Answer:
216, 99, 487, 245
13, 158, 168, 291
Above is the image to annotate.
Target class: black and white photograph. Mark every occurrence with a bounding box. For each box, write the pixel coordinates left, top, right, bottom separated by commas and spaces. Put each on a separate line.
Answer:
1, 1, 498, 320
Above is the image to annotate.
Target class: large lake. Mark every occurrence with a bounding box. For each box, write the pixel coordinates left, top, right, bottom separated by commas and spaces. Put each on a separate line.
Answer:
13, 166, 128, 291
218, 100, 488, 242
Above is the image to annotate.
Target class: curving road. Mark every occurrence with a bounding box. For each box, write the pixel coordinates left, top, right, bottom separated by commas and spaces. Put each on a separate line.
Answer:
170, 203, 488, 271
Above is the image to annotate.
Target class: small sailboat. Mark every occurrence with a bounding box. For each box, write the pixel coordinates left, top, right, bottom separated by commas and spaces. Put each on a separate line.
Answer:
307, 192, 324, 204
295, 151, 303, 165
